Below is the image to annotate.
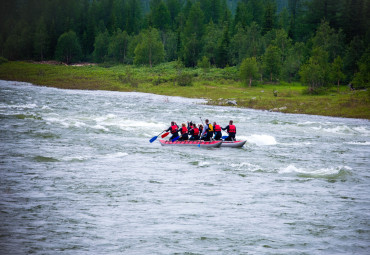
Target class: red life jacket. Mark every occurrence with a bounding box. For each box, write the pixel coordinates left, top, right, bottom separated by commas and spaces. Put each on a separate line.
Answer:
229, 124, 236, 133
214, 125, 221, 132
171, 124, 178, 134
181, 126, 188, 134
193, 128, 199, 136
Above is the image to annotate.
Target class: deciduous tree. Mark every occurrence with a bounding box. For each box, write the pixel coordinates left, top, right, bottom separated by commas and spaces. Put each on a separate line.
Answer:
55, 30, 82, 64
240, 57, 259, 87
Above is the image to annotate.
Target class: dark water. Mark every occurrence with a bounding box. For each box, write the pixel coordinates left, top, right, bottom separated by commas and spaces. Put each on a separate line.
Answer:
1, 80, 369, 254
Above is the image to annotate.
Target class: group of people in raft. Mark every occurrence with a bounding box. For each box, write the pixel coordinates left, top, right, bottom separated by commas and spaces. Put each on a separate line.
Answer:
166, 119, 236, 142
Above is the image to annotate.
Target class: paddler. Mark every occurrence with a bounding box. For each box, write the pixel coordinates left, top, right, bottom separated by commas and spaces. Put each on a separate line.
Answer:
213, 122, 222, 140
201, 119, 214, 141
189, 123, 200, 140
166, 121, 179, 141
222, 120, 236, 141
178, 123, 189, 141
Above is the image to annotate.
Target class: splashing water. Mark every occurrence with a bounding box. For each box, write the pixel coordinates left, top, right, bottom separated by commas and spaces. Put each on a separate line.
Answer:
1, 81, 369, 254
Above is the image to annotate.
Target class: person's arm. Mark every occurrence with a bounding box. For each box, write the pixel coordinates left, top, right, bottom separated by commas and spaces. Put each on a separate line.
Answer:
222, 125, 229, 131
201, 126, 207, 136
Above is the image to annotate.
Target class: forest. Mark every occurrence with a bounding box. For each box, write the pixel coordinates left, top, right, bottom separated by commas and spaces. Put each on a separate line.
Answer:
0, 0, 369, 90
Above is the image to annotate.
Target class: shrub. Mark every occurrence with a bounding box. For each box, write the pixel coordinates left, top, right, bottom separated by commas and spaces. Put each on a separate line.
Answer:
0, 57, 8, 64
177, 72, 193, 86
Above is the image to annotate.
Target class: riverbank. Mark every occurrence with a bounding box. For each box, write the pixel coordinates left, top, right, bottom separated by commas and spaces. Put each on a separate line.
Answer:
0, 61, 369, 119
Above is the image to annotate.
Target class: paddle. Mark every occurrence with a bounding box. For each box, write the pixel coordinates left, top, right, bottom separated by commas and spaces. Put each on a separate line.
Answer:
149, 130, 165, 143
171, 135, 180, 142
222, 135, 228, 139
161, 132, 169, 138
198, 117, 205, 147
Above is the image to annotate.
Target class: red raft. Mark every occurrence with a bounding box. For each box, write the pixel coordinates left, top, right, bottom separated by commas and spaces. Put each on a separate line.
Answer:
159, 139, 222, 148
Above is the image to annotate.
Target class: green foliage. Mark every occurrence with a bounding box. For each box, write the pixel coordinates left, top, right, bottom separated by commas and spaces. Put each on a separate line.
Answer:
55, 30, 82, 64
240, 57, 259, 87
134, 28, 165, 67
263, 45, 281, 82
93, 30, 109, 63
352, 50, 370, 89
0, 56, 8, 64
33, 17, 48, 61
0, 0, 368, 87
216, 24, 231, 68
311, 20, 345, 62
108, 29, 129, 63
151, 0, 171, 30
197, 56, 210, 72
330, 56, 346, 90
299, 47, 330, 91
177, 72, 193, 87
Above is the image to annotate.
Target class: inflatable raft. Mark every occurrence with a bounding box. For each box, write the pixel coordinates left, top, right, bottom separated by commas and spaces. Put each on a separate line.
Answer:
159, 140, 222, 148
221, 140, 247, 148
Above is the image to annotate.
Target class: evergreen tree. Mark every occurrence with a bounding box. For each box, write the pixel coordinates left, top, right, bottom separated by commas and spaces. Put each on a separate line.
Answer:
183, 33, 201, 67
202, 21, 221, 65
216, 24, 231, 68
108, 29, 130, 63
263, 0, 276, 34
230, 24, 248, 65
151, 0, 171, 31
311, 20, 345, 62
263, 45, 281, 82
34, 17, 49, 61
352, 49, 370, 89
93, 30, 109, 63
343, 36, 365, 80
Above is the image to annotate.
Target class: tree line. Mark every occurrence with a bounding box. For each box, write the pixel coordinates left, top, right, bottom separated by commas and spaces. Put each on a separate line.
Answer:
0, 0, 369, 89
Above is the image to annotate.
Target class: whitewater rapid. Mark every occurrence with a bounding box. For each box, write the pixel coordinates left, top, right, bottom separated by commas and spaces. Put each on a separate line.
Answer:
1, 80, 369, 254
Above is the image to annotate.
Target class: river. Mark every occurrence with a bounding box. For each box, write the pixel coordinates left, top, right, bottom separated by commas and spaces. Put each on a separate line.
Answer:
0, 80, 369, 254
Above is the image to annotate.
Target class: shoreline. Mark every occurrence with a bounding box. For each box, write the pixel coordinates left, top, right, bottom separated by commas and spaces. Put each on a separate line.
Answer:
0, 61, 369, 119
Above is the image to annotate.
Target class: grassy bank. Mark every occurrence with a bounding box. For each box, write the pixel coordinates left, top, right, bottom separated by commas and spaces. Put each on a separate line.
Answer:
0, 61, 369, 119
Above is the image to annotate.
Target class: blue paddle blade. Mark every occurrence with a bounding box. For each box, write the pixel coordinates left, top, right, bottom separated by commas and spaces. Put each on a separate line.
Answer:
172, 136, 180, 142
222, 136, 228, 139
149, 136, 157, 143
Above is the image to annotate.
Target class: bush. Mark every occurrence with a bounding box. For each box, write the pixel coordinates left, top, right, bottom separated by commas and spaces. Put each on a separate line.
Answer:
0, 57, 8, 64
177, 72, 193, 86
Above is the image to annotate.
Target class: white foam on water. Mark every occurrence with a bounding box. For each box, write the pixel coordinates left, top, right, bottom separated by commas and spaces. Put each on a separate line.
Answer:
44, 117, 70, 127
73, 121, 87, 128
279, 164, 352, 177
199, 161, 211, 167
310, 124, 369, 135
230, 162, 261, 172
246, 134, 277, 146
110, 119, 166, 132
102, 152, 129, 158
322, 125, 354, 134
92, 124, 109, 131
283, 141, 312, 146
345, 141, 370, 146
352, 126, 370, 136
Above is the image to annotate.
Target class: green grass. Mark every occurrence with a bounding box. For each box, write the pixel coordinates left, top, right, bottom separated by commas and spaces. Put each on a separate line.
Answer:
0, 61, 369, 119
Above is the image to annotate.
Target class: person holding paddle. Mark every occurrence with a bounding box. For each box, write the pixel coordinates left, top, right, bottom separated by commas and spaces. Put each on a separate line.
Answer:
201, 119, 214, 141
178, 123, 189, 141
166, 121, 179, 141
189, 123, 200, 140
222, 120, 236, 141
213, 122, 222, 140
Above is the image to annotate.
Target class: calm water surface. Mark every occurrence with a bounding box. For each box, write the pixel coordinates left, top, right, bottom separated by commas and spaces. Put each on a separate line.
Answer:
0, 80, 369, 254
